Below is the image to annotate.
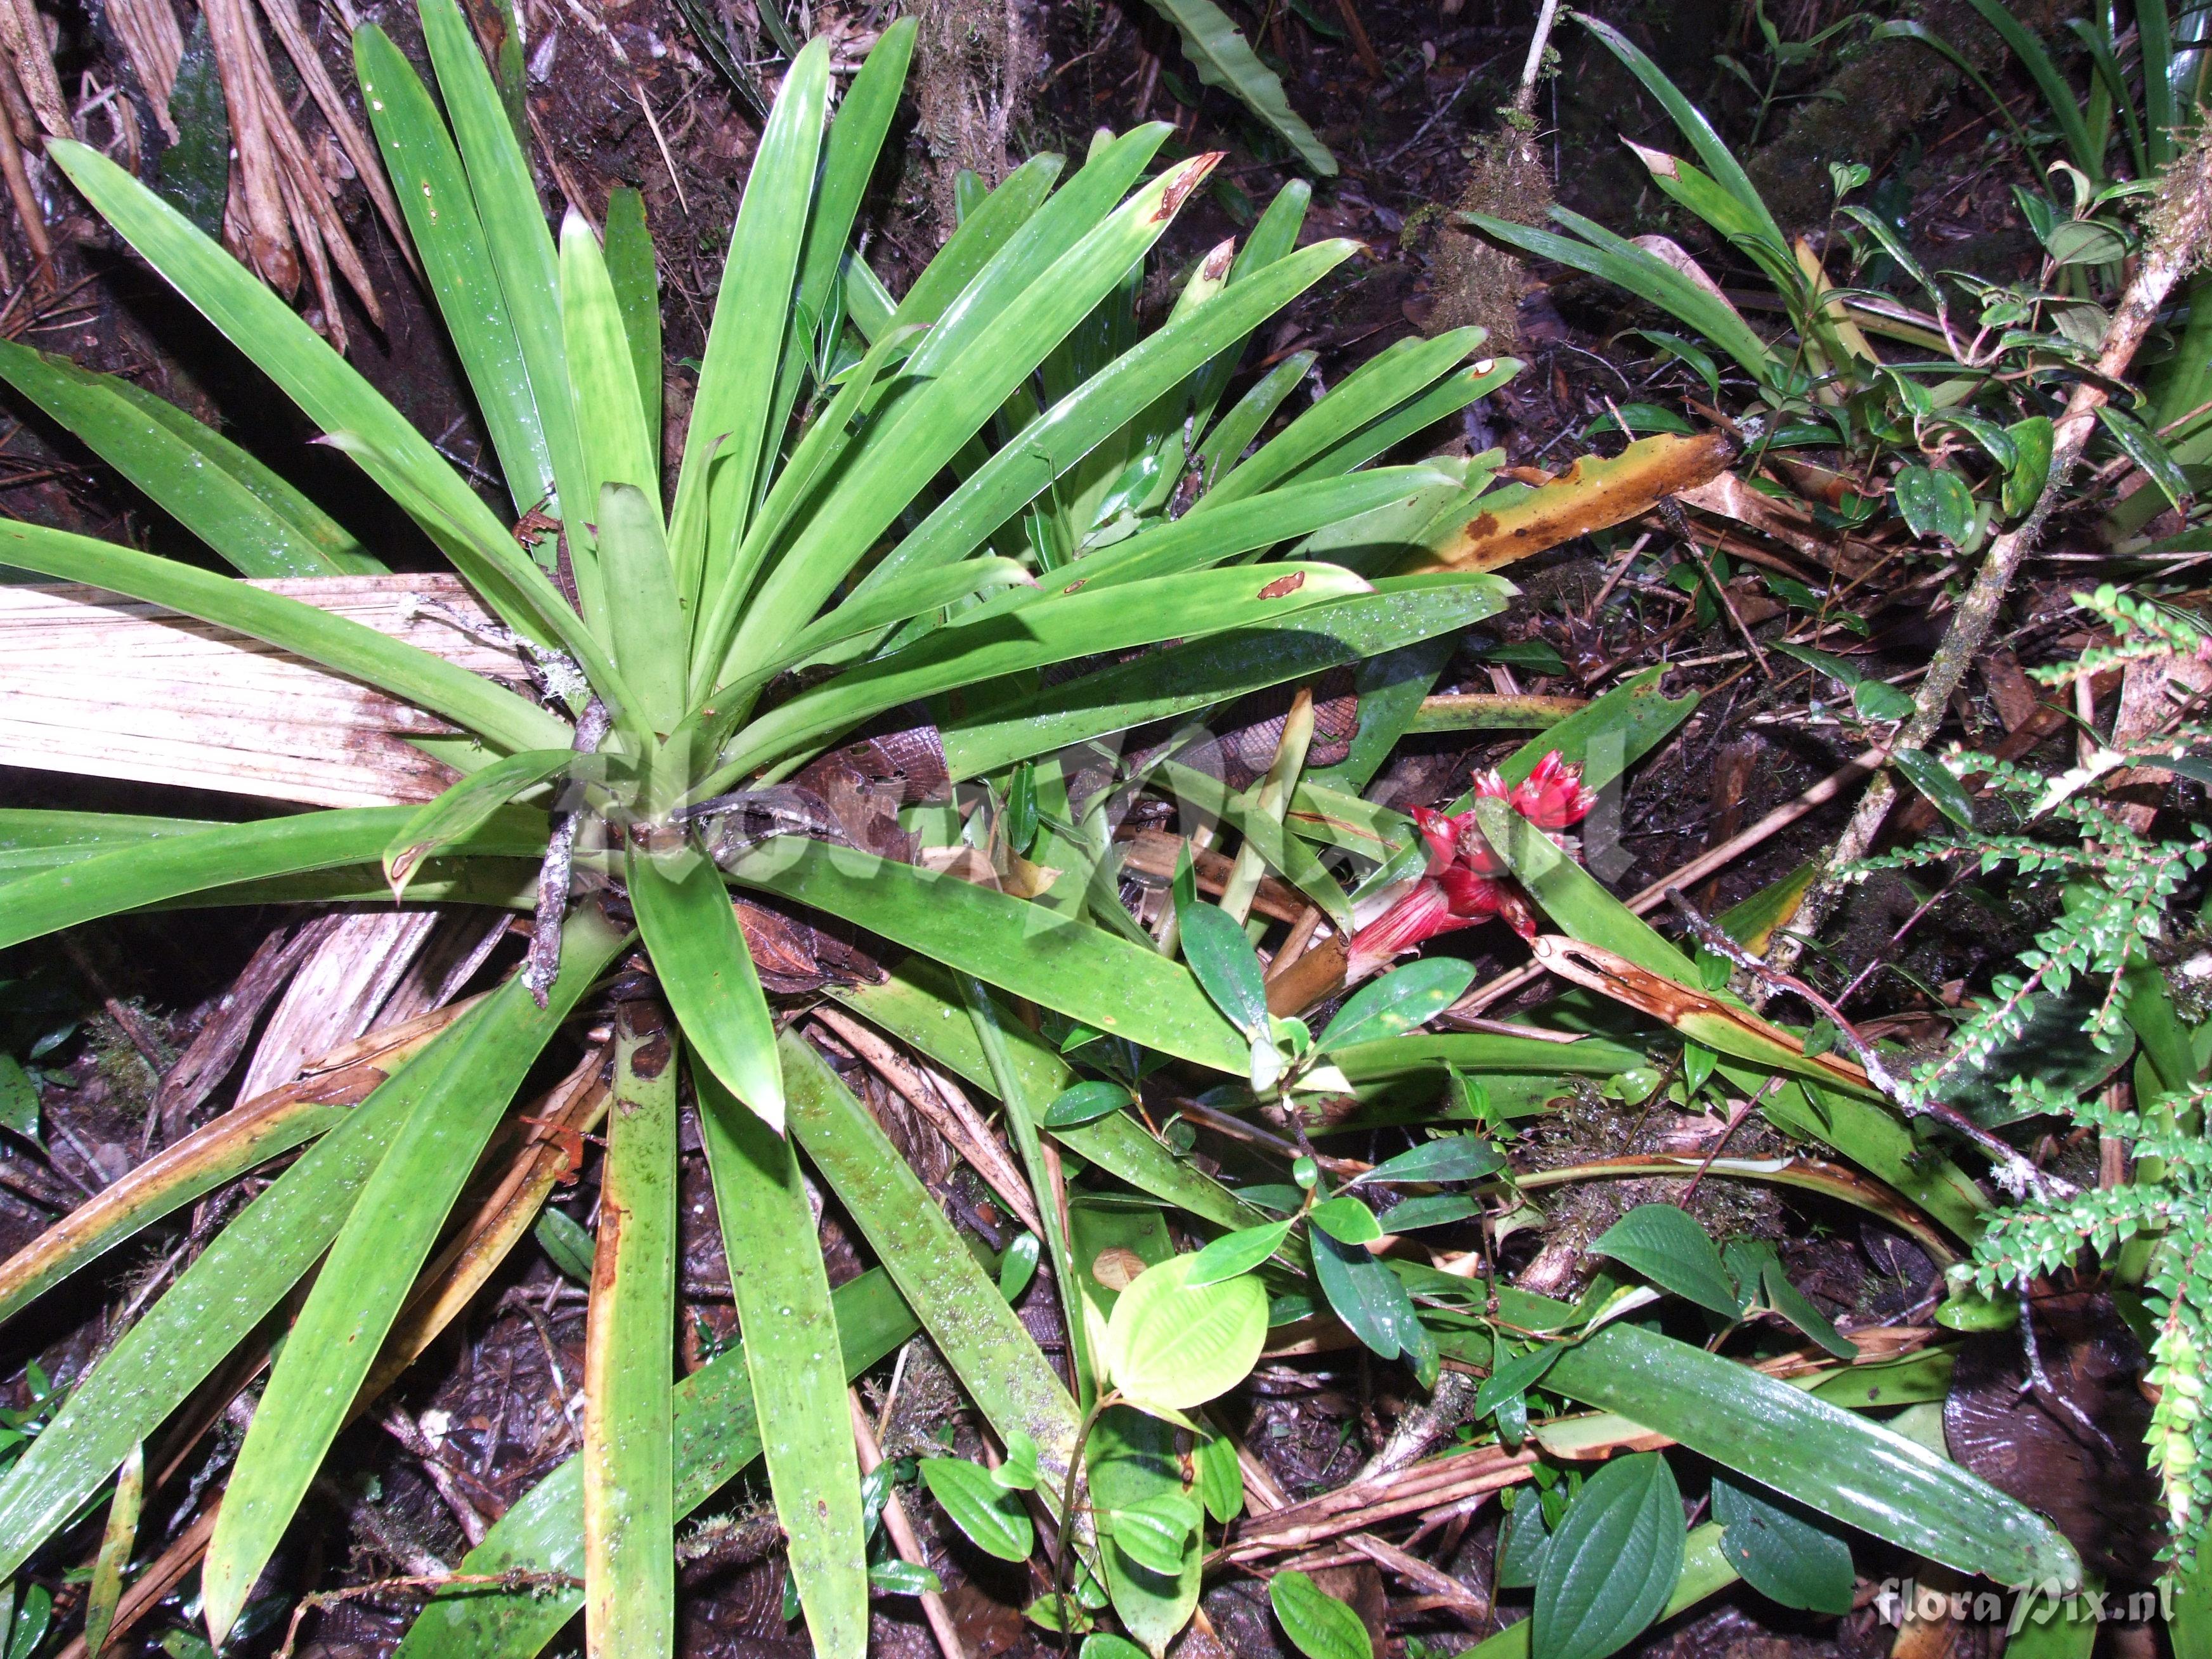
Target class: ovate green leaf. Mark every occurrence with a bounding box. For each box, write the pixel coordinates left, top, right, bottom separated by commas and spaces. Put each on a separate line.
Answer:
1711, 1474, 1854, 1614
1104, 1252, 1266, 1412
1532, 1452, 1684, 1659
1318, 959, 1476, 1052
1590, 1204, 1744, 1319
1268, 1570, 1371, 1659
920, 1457, 1034, 1561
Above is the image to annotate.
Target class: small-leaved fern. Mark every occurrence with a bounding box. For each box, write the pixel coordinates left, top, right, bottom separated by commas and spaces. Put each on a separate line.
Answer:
1856, 585, 2212, 1567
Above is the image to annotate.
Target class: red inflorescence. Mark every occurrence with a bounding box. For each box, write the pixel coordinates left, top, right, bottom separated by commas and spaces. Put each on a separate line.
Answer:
1343, 751, 1596, 982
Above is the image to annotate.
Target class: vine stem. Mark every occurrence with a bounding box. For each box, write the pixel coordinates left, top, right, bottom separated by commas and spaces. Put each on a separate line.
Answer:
1514, 0, 1564, 119
1053, 1392, 1118, 1648
1771, 129, 2212, 978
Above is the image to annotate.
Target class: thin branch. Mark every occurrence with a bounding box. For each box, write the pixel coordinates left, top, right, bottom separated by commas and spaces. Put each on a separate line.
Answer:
1773, 130, 2212, 975
1665, 888, 2071, 1202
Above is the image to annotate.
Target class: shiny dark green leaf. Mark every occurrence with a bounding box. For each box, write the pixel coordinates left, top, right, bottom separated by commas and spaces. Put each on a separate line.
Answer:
1590, 1204, 1744, 1318
1106, 1492, 1200, 1576
1377, 1194, 1479, 1230
1533, 1453, 1684, 1659
1356, 1135, 1504, 1187
1317, 959, 1477, 1053
920, 1457, 1034, 1561
1307, 1196, 1382, 1245
1187, 1219, 1294, 1286
1310, 1228, 1417, 1360
1044, 1081, 1134, 1127
1890, 748, 1974, 828
1195, 1431, 1244, 1523
1475, 1343, 1565, 1419
1892, 465, 1974, 543
1269, 1569, 1371, 1659
533, 1205, 594, 1282
1176, 893, 1270, 1039
1852, 679, 1916, 722
1711, 1474, 1854, 1614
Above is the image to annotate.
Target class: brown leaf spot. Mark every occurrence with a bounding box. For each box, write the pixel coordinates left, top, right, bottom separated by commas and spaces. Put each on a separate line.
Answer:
1092, 1247, 1147, 1290
1257, 572, 1306, 599
1152, 153, 1225, 223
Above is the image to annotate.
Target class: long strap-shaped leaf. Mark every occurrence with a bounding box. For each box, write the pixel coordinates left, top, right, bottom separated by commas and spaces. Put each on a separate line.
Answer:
752, 19, 916, 518
849, 238, 1361, 603
45, 141, 520, 595
592, 483, 686, 734
1466, 210, 1774, 381
605, 189, 663, 465
0, 523, 569, 757
1292, 360, 1521, 486
0, 807, 547, 953
583, 1002, 680, 1659
557, 212, 661, 637
1572, 12, 1795, 251
202, 911, 628, 1643
0, 341, 378, 577
627, 841, 782, 1126
960, 979, 1096, 1402
386, 751, 580, 899
700, 325, 927, 691
319, 431, 642, 733
0, 998, 495, 1579
667, 38, 830, 618
391, 1265, 924, 1659
882, 152, 1064, 338
1138, 0, 1336, 176
1199, 329, 1485, 510
902, 126, 1169, 382
781, 1032, 1084, 1497
726, 842, 1245, 1075
830, 958, 1274, 1235
1005, 469, 1450, 600
696, 1070, 866, 1659
1544, 1321, 2080, 1588
0, 1002, 468, 1329
0, 810, 226, 870
415, 0, 590, 547
356, 25, 554, 519
712, 563, 1367, 781
726, 151, 1217, 670
938, 578, 1512, 779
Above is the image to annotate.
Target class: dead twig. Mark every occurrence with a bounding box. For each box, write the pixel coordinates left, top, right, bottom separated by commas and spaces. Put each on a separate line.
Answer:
525, 698, 609, 1005
811, 1005, 1043, 1233
273, 1570, 583, 1659
850, 1390, 968, 1659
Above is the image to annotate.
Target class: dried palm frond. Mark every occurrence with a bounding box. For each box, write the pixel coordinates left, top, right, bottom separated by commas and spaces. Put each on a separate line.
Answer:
0, 573, 527, 808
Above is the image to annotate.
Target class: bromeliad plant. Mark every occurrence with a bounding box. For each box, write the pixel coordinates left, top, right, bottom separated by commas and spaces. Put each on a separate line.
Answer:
0, 10, 1530, 1655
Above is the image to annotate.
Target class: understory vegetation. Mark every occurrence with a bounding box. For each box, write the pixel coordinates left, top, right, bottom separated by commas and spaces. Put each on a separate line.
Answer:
4, 0, 2212, 1656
